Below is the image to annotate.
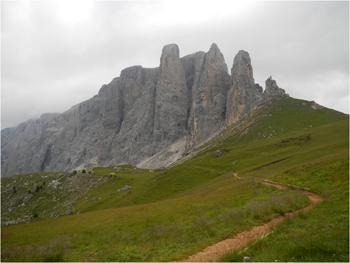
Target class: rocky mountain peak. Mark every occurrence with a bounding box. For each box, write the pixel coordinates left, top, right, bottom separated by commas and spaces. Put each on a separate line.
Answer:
160, 44, 180, 68
154, 43, 187, 144
226, 50, 263, 125
208, 43, 220, 55
231, 50, 254, 87
1, 43, 289, 176
184, 43, 231, 147
206, 43, 228, 72
263, 76, 287, 99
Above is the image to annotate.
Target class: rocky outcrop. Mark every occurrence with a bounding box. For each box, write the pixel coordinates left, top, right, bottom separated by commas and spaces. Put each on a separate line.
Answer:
263, 76, 287, 99
185, 43, 231, 147
1, 44, 288, 176
153, 44, 188, 146
309, 100, 323, 110
226, 50, 263, 126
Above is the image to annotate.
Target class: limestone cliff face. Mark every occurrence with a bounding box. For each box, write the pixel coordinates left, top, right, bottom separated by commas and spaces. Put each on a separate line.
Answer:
1, 44, 287, 176
153, 44, 188, 145
185, 43, 231, 147
226, 50, 263, 125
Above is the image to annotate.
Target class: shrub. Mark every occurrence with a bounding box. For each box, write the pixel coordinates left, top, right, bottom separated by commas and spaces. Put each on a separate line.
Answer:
35, 185, 43, 192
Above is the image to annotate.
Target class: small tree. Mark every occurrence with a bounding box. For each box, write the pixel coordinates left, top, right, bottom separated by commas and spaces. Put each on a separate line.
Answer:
82, 169, 86, 174
12, 186, 17, 194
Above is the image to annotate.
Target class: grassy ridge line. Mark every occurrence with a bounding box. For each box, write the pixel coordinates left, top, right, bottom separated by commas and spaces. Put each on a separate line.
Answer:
172, 97, 343, 167
197, 97, 346, 149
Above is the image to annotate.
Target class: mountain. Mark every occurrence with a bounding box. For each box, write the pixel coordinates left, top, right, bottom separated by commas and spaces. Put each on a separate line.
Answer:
1, 93, 348, 261
1, 43, 287, 176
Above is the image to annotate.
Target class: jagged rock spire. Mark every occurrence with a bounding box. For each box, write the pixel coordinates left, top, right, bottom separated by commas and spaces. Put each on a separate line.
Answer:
231, 50, 255, 87
160, 44, 180, 70
154, 43, 188, 143
263, 76, 287, 99
226, 50, 263, 126
185, 43, 231, 146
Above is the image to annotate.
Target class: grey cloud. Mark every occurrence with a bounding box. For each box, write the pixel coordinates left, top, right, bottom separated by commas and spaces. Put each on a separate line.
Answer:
1, 0, 348, 128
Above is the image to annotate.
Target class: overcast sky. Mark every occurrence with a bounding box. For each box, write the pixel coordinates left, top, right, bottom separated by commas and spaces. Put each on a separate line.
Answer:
1, 0, 349, 128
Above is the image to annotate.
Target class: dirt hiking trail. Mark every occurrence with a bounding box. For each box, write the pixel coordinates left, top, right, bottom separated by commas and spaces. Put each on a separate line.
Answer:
182, 173, 323, 262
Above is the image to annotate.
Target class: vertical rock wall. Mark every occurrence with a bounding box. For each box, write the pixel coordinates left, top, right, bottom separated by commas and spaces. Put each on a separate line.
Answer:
1, 43, 287, 176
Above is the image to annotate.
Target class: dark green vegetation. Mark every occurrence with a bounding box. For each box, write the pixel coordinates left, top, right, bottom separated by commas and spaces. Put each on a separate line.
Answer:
1, 97, 348, 262
1, 171, 108, 225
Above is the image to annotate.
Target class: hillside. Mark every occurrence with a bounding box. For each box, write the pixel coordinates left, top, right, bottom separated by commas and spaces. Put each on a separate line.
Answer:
1, 96, 348, 262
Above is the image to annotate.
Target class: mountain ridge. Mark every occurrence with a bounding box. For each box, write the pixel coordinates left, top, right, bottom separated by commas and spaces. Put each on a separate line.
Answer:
2, 43, 288, 176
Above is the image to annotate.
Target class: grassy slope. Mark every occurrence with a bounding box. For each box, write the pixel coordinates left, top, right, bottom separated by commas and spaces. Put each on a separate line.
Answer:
221, 125, 349, 261
75, 99, 346, 212
217, 100, 349, 262
1, 172, 108, 224
1, 97, 348, 261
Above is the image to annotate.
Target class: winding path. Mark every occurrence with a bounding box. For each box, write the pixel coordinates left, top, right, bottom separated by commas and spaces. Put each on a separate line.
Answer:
182, 174, 323, 262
